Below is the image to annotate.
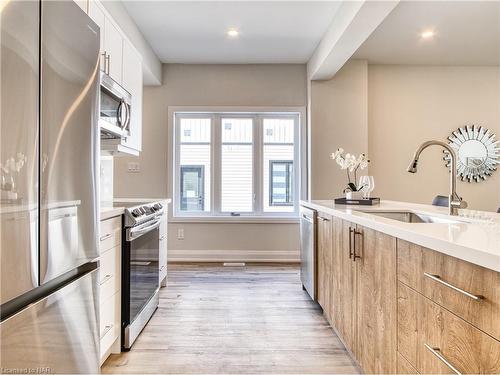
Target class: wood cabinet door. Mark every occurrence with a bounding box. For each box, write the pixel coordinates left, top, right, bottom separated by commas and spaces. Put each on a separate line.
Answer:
355, 225, 397, 373
332, 220, 356, 354
121, 39, 142, 152
104, 17, 123, 83
317, 213, 332, 320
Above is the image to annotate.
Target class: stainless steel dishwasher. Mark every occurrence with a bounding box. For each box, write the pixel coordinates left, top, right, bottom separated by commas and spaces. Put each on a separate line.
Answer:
300, 206, 317, 300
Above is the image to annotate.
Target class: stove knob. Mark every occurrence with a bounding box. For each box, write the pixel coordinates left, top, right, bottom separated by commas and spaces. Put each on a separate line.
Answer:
153, 203, 162, 210
131, 209, 141, 217
138, 207, 145, 214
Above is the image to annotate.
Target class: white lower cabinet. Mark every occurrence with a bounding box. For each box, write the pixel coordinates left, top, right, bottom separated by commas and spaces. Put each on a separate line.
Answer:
99, 216, 122, 365
159, 214, 168, 287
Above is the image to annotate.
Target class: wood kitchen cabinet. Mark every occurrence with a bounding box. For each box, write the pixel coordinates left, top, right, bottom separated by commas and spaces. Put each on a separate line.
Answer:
398, 282, 500, 374
316, 213, 397, 373
355, 226, 397, 373
317, 212, 332, 317
331, 220, 357, 353
312, 205, 499, 375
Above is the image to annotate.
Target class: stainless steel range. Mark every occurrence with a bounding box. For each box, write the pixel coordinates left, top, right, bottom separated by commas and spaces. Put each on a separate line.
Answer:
121, 201, 165, 350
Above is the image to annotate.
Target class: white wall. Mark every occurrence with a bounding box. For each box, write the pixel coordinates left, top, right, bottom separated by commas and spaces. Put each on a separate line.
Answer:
368, 65, 500, 211
114, 64, 307, 262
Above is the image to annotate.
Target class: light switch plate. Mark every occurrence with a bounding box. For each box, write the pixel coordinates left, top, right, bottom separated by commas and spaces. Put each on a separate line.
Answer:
127, 162, 140, 173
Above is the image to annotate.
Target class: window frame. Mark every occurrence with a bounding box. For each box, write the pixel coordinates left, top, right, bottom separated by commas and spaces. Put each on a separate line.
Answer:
171, 108, 304, 222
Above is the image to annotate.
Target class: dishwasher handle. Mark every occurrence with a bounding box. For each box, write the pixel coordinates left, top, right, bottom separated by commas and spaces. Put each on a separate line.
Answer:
301, 214, 314, 224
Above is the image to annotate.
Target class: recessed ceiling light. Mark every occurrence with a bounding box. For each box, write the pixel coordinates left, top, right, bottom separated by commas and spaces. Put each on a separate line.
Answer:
227, 28, 239, 38
421, 30, 435, 39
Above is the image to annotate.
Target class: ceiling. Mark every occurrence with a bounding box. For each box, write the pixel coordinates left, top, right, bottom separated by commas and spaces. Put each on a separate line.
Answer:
122, 1, 341, 64
353, 1, 500, 66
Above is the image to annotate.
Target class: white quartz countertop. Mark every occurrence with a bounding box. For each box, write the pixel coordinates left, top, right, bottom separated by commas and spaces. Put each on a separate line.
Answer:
300, 200, 500, 272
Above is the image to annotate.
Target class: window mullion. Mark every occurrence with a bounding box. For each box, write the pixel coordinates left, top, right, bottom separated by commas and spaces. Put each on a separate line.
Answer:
212, 115, 222, 216
254, 115, 263, 215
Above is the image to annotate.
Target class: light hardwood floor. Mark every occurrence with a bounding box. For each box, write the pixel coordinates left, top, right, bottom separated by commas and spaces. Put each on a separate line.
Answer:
102, 264, 360, 374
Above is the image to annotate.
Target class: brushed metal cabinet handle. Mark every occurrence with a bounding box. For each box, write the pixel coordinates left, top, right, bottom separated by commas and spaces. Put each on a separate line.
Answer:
104, 54, 111, 76
353, 230, 362, 262
99, 274, 112, 285
100, 233, 113, 242
348, 227, 354, 259
101, 51, 107, 72
424, 344, 462, 375
424, 272, 484, 301
100, 324, 114, 340
318, 216, 330, 222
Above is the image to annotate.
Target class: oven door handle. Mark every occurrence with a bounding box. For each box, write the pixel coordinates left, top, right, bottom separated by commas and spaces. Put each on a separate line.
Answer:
127, 219, 161, 241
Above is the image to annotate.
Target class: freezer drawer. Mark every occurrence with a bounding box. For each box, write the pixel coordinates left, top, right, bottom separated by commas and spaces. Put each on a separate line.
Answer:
0, 268, 100, 373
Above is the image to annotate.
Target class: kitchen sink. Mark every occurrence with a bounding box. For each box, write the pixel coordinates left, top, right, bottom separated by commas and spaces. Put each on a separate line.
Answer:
360, 211, 463, 224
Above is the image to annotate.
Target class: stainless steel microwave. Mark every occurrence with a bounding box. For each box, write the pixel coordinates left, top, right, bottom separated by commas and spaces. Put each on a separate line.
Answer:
99, 71, 131, 139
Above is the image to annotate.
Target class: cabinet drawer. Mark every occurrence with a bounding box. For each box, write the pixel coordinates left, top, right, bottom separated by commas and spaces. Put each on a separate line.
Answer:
100, 291, 120, 358
99, 246, 121, 304
397, 240, 499, 340
100, 216, 121, 253
417, 292, 500, 374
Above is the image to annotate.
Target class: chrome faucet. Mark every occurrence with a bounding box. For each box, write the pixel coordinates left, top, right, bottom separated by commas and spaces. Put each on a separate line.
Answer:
407, 140, 467, 216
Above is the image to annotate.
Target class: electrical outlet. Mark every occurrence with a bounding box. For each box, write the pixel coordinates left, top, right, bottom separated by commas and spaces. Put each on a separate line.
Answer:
127, 162, 140, 173
177, 228, 184, 240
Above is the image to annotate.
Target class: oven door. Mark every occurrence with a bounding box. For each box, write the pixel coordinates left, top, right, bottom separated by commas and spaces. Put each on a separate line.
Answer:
123, 218, 160, 349
126, 219, 160, 320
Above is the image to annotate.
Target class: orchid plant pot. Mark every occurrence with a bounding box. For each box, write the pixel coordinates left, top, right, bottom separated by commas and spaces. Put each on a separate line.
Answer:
345, 191, 363, 200
330, 148, 370, 200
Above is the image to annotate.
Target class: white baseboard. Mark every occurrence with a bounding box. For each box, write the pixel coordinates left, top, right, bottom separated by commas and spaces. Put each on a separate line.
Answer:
168, 249, 300, 263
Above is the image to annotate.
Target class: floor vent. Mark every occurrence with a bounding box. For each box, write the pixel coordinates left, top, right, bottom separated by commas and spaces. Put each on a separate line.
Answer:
223, 262, 246, 267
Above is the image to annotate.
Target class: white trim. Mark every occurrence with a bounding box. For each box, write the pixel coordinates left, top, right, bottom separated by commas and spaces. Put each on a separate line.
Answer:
168, 249, 300, 263
170, 216, 299, 224
169, 106, 307, 222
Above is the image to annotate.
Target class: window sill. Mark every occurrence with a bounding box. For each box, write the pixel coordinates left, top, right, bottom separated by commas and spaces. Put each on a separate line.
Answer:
169, 216, 300, 224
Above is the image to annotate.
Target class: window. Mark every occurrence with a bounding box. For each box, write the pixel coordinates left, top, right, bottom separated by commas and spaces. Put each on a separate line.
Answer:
221, 118, 253, 212
174, 112, 300, 218
177, 117, 211, 213
269, 161, 293, 207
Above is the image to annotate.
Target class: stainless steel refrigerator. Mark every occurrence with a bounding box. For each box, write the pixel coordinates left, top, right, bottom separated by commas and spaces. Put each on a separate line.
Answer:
0, 1, 101, 372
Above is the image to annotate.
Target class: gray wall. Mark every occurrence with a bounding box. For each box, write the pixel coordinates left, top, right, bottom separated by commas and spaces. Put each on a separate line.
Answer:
114, 64, 307, 261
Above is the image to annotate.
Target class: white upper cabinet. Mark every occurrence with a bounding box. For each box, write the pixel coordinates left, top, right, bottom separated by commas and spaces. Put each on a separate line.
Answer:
87, 0, 143, 155
104, 19, 123, 84
88, 0, 123, 84
121, 40, 143, 152
88, 1, 105, 70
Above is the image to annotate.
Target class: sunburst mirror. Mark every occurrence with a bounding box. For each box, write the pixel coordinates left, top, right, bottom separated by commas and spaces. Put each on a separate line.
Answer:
443, 125, 500, 182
